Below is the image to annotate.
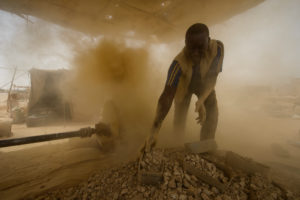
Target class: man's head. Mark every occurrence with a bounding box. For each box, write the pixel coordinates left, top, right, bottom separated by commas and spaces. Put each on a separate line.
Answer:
185, 23, 210, 64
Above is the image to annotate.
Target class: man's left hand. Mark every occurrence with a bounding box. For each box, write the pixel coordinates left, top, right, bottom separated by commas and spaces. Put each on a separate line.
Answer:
195, 100, 206, 125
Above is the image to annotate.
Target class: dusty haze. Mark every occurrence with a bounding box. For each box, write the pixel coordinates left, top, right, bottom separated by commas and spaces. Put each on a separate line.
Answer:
0, 0, 299, 192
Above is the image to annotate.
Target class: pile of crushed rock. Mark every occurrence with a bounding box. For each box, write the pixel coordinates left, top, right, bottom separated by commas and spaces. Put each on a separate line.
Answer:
33, 148, 298, 200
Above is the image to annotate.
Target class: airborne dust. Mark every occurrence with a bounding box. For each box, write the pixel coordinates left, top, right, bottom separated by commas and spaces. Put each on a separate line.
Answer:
0, 0, 299, 198
57, 0, 300, 192
64, 39, 160, 149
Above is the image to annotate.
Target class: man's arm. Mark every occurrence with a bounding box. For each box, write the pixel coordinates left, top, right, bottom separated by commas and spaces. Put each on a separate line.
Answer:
152, 86, 176, 129
152, 60, 182, 130
143, 61, 181, 152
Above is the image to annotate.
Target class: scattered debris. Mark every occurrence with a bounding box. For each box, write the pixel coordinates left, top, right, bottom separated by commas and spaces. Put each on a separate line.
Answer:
0, 118, 12, 137
32, 148, 298, 200
11, 107, 26, 123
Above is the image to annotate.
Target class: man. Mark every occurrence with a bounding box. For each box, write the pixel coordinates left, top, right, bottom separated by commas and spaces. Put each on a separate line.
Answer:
144, 23, 224, 152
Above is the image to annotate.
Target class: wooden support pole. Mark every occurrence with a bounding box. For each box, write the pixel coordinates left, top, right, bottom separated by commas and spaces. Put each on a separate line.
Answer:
7, 67, 17, 113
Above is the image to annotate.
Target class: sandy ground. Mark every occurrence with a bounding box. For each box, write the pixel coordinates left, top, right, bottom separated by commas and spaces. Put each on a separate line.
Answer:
0, 137, 126, 200
0, 93, 112, 199
0, 122, 140, 200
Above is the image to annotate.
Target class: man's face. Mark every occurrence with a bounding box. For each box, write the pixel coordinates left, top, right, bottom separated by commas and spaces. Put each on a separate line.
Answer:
186, 33, 209, 64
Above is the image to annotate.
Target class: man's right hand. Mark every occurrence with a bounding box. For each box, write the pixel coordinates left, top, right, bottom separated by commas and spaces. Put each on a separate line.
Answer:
144, 134, 157, 153
140, 125, 160, 154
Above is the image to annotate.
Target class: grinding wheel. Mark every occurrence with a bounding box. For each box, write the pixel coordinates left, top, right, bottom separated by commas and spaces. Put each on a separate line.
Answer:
95, 100, 121, 150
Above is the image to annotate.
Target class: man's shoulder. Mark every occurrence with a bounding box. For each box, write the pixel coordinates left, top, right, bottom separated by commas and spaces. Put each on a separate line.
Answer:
216, 40, 224, 51
173, 48, 185, 63
170, 60, 179, 68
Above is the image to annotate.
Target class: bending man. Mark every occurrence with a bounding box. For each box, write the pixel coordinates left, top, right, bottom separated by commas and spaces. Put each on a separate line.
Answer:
145, 23, 224, 151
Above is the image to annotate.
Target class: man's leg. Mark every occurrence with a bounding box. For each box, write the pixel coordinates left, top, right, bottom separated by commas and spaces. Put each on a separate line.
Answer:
174, 94, 192, 134
200, 91, 218, 140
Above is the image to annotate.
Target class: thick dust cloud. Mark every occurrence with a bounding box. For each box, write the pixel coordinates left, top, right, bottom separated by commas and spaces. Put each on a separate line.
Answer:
65, 39, 161, 141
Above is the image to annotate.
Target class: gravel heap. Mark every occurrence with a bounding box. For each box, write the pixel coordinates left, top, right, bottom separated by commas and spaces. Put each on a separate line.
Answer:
34, 148, 298, 200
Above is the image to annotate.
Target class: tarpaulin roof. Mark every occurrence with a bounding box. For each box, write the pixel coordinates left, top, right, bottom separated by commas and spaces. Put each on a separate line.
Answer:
0, 0, 264, 41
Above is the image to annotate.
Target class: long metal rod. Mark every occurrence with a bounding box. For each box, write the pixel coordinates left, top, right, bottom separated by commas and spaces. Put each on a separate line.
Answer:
0, 129, 95, 148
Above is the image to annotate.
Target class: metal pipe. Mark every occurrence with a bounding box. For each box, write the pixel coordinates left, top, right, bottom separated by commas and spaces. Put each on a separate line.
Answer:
0, 128, 95, 148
